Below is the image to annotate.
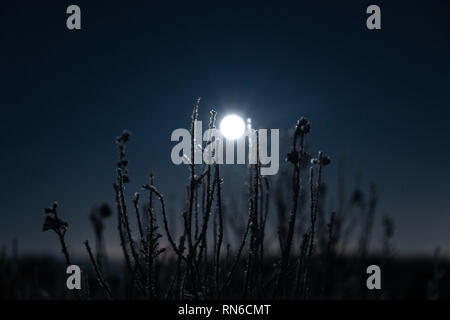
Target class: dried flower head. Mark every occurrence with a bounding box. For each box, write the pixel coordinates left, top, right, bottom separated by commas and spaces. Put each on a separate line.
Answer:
42, 202, 68, 236
116, 130, 131, 144
351, 189, 364, 205
287, 151, 299, 164
43, 215, 68, 234
321, 156, 331, 166
44, 201, 58, 214
311, 152, 331, 166
133, 192, 140, 204
90, 203, 111, 236
90, 208, 103, 235
98, 203, 112, 218
382, 216, 395, 239
295, 117, 310, 136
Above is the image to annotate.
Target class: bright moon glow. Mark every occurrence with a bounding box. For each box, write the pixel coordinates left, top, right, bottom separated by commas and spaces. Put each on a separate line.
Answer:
220, 114, 245, 140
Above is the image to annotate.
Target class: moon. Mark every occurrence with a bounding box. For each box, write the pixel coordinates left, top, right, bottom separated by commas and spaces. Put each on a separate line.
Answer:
220, 114, 245, 140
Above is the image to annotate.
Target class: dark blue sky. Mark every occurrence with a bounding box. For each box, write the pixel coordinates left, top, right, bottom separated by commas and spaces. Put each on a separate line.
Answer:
1, 0, 449, 256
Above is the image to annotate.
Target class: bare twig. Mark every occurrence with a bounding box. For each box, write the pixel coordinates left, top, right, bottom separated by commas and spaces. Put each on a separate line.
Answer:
84, 240, 117, 300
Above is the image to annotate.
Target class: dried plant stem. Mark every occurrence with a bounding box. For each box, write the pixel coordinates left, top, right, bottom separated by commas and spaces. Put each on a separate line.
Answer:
294, 233, 310, 299
194, 177, 216, 258
284, 134, 304, 262
219, 207, 252, 298
214, 163, 224, 297
302, 166, 316, 299
117, 171, 148, 297
303, 152, 326, 299
326, 212, 336, 262
56, 231, 71, 267
133, 192, 144, 240
147, 174, 155, 299
118, 169, 140, 266
194, 110, 217, 269
143, 184, 186, 262
260, 177, 270, 263
56, 231, 82, 300
275, 123, 306, 299
244, 124, 256, 298
323, 211, 336, 299
114, 185, 146, 297
84, 240, 116, 300
42, 203, 82, 300
194, 187, 199, 242
113, 183, 133, 277
187, 98, 201, 254
253, 135, 262, 297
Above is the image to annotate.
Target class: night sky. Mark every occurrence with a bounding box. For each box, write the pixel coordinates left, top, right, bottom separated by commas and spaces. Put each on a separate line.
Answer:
1, 0, 449, 257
